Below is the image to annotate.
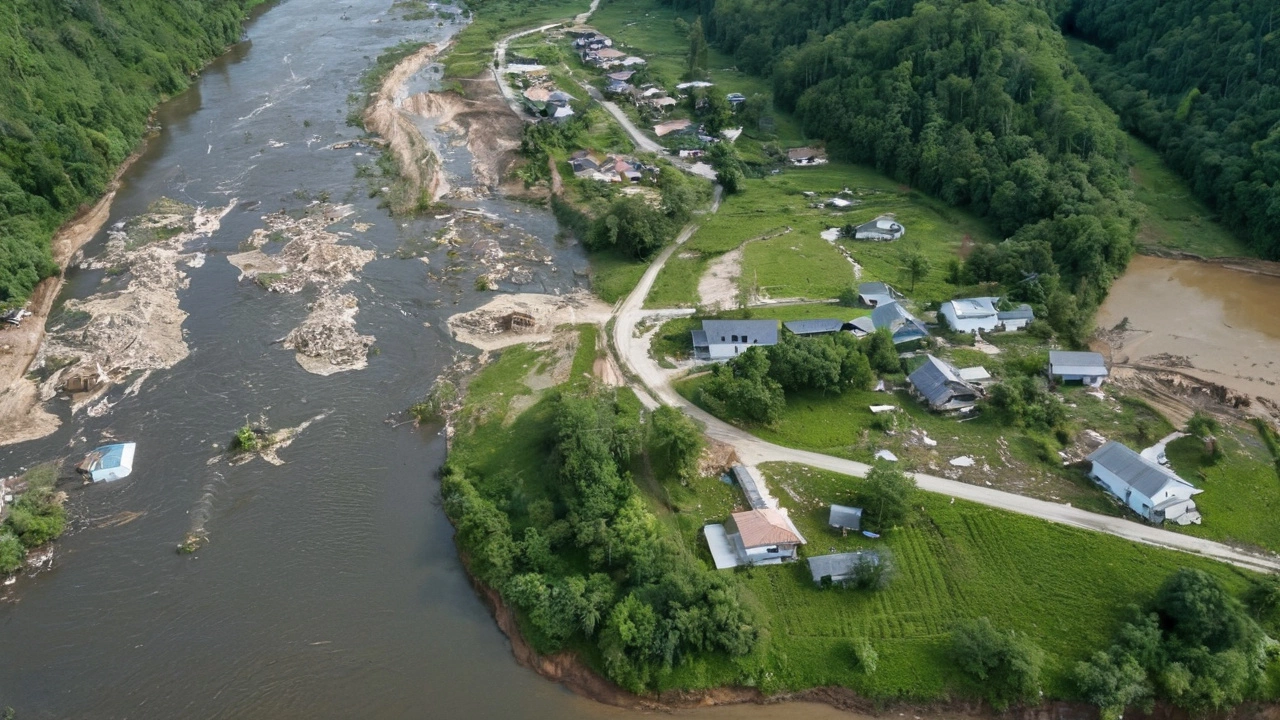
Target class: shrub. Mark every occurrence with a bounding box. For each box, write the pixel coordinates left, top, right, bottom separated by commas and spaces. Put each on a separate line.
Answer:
0, 532, 24, 573
232, 425, 260, 452
851, 637, 879, 675
950, 617, 1045, 709
856, 463, 915, 531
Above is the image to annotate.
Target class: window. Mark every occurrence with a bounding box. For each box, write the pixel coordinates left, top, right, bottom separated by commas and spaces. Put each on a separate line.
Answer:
766, 546, 779, 553
731, 334, 739, 342
720, 336, 726, 342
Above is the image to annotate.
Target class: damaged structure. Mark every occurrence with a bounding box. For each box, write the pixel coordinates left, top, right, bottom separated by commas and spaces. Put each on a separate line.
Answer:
908, 355, 983, 412
1087, 441, 1203, 525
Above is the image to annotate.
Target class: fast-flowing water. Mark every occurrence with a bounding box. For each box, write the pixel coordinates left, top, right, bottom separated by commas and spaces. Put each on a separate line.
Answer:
0, 2, 879, 718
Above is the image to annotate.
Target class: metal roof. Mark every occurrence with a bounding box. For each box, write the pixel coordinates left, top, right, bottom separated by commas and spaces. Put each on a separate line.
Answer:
859, 282, 891, 295
807, 551, 879, 584
1088, 441, 1201, 500
872, 301, 928, 341
783, 319, 845, 336
908, 355, 976, 407
828, 504, 862, 530
729, 509, 804, 548
944, 297, 999, 318
701, 320, 778, 346
998, 304, 1034, 321
848, 316, 876, 335
731, 464, 770, 510
1049, 350, 1108, 376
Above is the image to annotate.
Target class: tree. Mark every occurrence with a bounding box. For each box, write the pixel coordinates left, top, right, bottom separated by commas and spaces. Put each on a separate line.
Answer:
649, 406, 705, 483
686, 17, 709, 78
856, 463, 915, 531
898, 244, 931, 292
587, 196, 675, 259
1185, 412, 1221, 459
862, 328, 901, 374
837, 285, 859, 307
950, 617, 1045, 710
1073, 650, 1153, 720
1154, 569, 1260, 653
0, 532, 23, 574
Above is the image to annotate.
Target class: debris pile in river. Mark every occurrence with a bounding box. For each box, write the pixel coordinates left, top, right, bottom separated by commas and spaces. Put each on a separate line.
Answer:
282, 293, 374, 375
33, 199, 235, 414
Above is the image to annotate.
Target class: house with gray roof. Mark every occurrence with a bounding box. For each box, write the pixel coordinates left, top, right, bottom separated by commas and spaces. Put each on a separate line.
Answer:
871, 301, 928, 345
692, 319, 778, 361
783, 319, 845, 336
807, 551, 880, 586
853, 216, 905, 241
1048, 350, 1109, 387
1087, 441, 1203, 525
828, 504, 862, 533
940, 297, 1035, 333
997, 304, 1035, 331
857, 281, 900, 308
908, 355, 982, 412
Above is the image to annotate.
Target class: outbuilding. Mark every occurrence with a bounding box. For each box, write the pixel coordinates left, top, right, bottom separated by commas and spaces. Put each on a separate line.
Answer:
908, 355, 982, 412
1048, 350, 1109, 387
783, 319, 845, 337
828, 504, 862, 533
852, 217, 905, 241
1087, 441, 1203, 524
871, 301, 928, 345
807, 551, 880, 585
857, 281, 900, 308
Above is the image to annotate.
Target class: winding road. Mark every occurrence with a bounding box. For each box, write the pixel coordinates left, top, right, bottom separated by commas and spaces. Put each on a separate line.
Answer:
609, 208, 1280, 575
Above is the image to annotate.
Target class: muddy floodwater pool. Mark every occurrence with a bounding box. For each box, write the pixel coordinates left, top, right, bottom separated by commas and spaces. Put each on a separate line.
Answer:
1097, 254, 1280, 412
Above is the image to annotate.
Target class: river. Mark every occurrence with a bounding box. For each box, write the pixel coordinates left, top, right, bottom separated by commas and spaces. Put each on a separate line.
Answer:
0, 2, 875, 718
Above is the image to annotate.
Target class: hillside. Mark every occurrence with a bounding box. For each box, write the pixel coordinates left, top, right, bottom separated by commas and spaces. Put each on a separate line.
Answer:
1059, 0, 1280, 260
0, 0, 266, 304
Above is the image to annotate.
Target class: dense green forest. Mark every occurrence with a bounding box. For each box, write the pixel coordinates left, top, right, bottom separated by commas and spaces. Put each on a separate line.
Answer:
668, 0, 1138, 321
1059, 0, 1280, 259
0, 0, 265, 304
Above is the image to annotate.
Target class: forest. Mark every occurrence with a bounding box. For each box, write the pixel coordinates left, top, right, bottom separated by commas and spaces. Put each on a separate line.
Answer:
674, 0, 1139, 318
1059, 0, 1280, 259
0, 0, 265, 305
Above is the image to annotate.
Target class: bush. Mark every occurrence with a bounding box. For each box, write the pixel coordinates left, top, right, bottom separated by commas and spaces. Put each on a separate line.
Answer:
851, 637, 879, 675
3, 466, 67, 549
232, 425, 261, 452
0, 532, 24, 573
950, 617, 1045, 709
837, 285, 859, 307
856, 463, 915, 531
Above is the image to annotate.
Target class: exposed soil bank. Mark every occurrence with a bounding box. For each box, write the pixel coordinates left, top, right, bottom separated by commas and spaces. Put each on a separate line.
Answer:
0, 144, 150, 446
447, 291, 611, 351
1096, 254, 1280, 425
364, 42, 453, 204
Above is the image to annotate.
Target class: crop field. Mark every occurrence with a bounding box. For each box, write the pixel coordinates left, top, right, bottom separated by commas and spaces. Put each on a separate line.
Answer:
660, 463, 1266, 699
647, 163, 1001, 309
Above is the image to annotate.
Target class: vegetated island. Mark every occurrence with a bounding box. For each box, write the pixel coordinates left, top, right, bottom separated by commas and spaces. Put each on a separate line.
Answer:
400, 0, 1280, 715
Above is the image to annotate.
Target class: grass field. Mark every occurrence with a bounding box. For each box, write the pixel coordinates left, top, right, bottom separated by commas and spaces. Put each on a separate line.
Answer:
442, 0, 590, 79
647, 163, 1001, 309
1126, 137, 1253, 258
1165, 427, 1280, 553
658, 462, 1268, 698
647, 303, 867, 362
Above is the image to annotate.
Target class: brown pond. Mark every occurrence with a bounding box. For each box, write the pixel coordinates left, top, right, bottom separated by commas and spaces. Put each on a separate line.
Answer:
1096, 255, 1280, 406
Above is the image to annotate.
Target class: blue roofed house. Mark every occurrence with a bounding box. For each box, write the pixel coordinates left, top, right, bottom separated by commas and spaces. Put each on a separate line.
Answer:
871, 301, 929, 344
1087, 441, 1203, 525
692, 319, 779, 360
857, 281, 900, 308
76, 442, 137, 483
1048, 350, 1109, 387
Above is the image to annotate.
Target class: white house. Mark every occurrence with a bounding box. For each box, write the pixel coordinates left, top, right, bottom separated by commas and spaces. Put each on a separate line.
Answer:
852, 216, 905, 241
1048, 350, 1109, 387
998, 304, 1035, 331
692, 319, 778, 361
725, 508, 806, 564
940, 297, 1035, 333
1087, 441, 1203, 525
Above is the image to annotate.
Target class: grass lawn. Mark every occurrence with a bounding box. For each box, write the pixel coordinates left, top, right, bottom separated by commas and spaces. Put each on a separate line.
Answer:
742, 231, 858, 301
443, 0, 591, 79
1126, 136, 1254, 258
1165, 425, 1280, 554
656, 463, 1267, 699
586, 249, 647, 304
647, 163, 1001, 309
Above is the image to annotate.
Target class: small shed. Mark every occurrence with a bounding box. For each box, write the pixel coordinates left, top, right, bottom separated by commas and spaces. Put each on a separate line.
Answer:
77, 442, 137, 483
853, 217, 905, 241
1048, 350, 1109, 387
787, 147, 827, 165
807, 551, 880, 585
828, 504, 862, 533
506, 312, 536, 332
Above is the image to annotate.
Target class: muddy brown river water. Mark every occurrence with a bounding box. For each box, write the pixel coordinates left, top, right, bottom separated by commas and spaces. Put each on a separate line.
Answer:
1097, 254, 1280, 409
0, 2, 895, 718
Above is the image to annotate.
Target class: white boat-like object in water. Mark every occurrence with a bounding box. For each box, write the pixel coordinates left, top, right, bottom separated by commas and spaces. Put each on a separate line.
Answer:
77, 443, 137, 483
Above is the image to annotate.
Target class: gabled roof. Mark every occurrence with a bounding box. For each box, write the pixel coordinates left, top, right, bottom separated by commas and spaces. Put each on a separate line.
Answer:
730, 508, 805, 548
909, 355, 978, 407
783, 319, 844, 336
808, 551, 879, 584
606, 70, 635, 81
730, 464, 770, 510
1088, 441, 1201, 500
1049, 350, 1108, 376
828, 504, 862, 530
594, 48, 625, 59
700, 319, 778, 345
848, 316, 876, 335
872, 301, 928, 341
998, 304, 1034, 321
859, 281, 892, 295
943, 297, 999, 319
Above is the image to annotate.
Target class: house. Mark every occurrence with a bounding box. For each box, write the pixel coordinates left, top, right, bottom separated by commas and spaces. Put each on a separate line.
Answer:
76, 442, 137, 483
853, 216, 905, 241
620, 56, 646, 67
654, 119, 692, 137
909, 355, 982, 412
676, 80, 714, 90
1048, 350, 1109, 387
857, 281, 900, 308
569, 155, 600, 178
604, 80, 634, 96
647, 96, 678, 112
788, 147, 827, 165
1087, 441, 1203, 525
522, 87, 552, 104
727, 508, 807, 564
828, 504, 862, 533
678, 149, 705, 159
692, 319, 778, 360
808, 551, 880, 585
783, 319, 845, 336
726, 92, 746, 107
997, 304, 1035, 331
871, 301, 929, 345
547, 90, 575, 107
847, 316, 877, 337
940, 297, 1000, 333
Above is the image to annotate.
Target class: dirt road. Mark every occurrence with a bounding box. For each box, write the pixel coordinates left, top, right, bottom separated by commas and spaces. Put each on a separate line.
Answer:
611, 204, 1280, 575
